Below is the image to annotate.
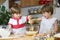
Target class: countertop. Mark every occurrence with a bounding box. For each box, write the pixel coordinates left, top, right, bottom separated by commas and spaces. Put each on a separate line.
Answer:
0, 34, 54, 40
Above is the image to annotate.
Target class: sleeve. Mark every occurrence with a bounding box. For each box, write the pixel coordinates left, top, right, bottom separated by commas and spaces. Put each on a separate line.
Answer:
26, 16, 28, 22
8, 18, 13, 25
26, 15, 32, 21
19, 16, 28, 24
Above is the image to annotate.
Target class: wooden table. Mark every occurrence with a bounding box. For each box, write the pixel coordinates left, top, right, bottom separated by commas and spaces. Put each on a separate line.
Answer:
0, 36, 55, 40
0, 34, 35, 40
0, 33, 56, 40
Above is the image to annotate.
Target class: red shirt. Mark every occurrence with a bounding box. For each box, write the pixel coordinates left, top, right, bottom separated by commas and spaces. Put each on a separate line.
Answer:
8, 16, 28, 29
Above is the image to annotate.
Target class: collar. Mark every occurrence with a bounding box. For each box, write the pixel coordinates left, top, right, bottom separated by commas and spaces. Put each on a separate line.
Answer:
12, 16, 22, 20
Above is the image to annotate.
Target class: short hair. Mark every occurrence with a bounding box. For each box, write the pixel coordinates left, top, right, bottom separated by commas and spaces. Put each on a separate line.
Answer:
11, 6, 21, 14
41, 3, 54, 15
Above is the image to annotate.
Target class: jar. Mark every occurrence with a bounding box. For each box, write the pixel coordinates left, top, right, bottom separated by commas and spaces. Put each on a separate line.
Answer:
28, 8, 34, 14
33, 8, 38, 14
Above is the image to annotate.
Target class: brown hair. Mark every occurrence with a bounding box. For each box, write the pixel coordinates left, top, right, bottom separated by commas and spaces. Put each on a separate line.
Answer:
11, 6, 21, 14
41, 3, 54, 15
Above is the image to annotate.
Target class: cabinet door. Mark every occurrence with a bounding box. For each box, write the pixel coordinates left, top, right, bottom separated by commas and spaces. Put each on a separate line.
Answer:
21, 0, 31, 7
9, 0, 21, 8
30, 0, 39, 6
21, 0, 39, 7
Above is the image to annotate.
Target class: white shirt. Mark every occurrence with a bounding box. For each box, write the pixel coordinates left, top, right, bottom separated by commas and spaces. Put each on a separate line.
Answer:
8, 16, 28, 29
39, 16, 57, 34
8, 16, 28, 34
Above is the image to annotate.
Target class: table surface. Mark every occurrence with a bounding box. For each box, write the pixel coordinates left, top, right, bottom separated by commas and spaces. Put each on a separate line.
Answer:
0, 34, 55, 40
0, 34, 36, 40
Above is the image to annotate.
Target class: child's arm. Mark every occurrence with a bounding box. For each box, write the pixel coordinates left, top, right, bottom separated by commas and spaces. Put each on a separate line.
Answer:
28, 15, 42, 24
32, 18, 42, 22
28, 15, 33, 24
28, 18, 42, 24
53, 20, 58, 33
28, 15, 32, 20
48, 20, 58, 35
8, 18, 12, 29
8, 24, 12, 29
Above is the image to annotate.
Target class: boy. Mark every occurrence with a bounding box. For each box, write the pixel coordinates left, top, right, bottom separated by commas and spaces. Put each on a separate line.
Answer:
31, 4, 58, 37
8, 7, 32, 35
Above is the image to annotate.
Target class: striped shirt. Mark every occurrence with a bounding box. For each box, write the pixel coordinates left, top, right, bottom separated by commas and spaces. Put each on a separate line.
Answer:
8, 16, 28, 29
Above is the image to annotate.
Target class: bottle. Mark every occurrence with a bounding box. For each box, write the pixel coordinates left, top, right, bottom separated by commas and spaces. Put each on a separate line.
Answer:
33, 8, 38, 14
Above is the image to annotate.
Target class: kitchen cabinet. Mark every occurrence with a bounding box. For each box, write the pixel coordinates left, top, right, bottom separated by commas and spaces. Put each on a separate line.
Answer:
21, 0, 53, 7
21, 0, 39, 7
39, 0, 53, 5
0, 0, 6, 5
9, 0, 39, 8
9, 0, 21, 8
9, 0, 14, 8
9, 0, 53, 8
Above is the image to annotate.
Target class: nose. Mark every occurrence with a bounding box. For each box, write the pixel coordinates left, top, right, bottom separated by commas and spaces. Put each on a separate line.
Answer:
17, 14, 20, 17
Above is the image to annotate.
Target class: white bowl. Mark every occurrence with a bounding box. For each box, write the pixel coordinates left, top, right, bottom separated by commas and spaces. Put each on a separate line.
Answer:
0, 29, 11, 38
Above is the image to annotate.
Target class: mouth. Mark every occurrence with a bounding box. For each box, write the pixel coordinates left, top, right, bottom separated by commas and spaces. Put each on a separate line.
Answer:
44, 16, 49, 19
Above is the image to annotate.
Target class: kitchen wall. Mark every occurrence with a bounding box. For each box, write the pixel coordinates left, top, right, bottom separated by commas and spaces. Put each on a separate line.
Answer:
21, 6, 43, 18
53, 7, 60, 20
1, 0, 9, 10
21, 6, 60, 20
1, 0, 60, 20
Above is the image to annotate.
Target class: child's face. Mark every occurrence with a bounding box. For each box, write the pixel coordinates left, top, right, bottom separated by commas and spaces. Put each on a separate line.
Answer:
42, 12, 51, 19
12, 13, 21, 19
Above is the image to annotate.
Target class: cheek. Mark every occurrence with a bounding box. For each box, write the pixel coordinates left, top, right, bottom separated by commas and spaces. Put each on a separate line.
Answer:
17, 15, 20, 17
42, 14, 46, 16
42, 14, 48, 18
13, 15, 17, 18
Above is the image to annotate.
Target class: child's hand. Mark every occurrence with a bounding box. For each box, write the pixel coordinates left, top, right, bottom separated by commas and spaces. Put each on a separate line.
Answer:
28, 15, 32, 20
28, 20, 34, 25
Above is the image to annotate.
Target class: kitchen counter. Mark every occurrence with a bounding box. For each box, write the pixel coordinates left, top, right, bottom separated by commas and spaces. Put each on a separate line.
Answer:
0, 34, 55, 40
0, 25, 60, 40
0, 34, 36, 40
0, 28, 60, 40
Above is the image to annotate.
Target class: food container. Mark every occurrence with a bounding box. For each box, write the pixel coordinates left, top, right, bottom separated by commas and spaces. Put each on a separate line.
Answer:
28, 8, 38, 14
33, 8, 38, 14
28, 8, 34, 14
26, 25, 39, 36
37, 8, 41, 14
0, 25, 11, 38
